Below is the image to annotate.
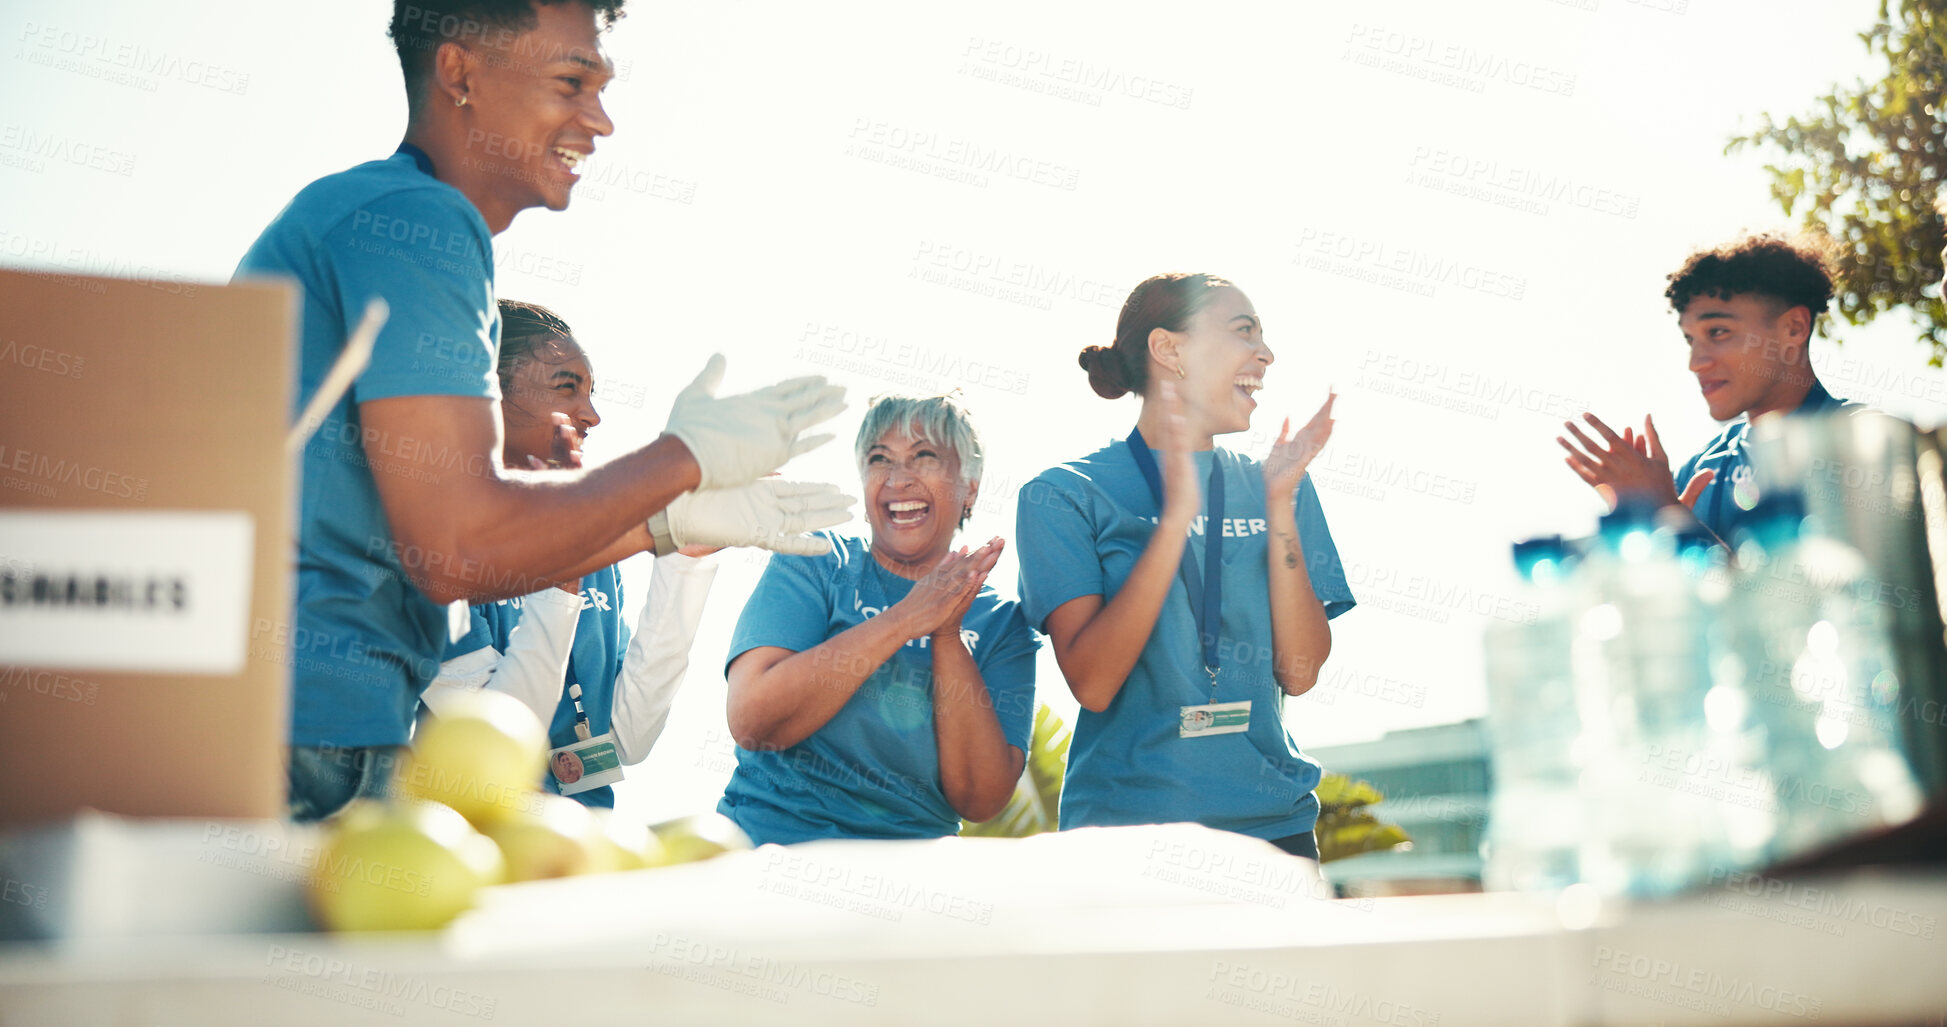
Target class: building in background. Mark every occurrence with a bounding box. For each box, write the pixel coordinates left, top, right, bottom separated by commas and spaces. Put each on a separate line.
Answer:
1311, 719, 1490, 896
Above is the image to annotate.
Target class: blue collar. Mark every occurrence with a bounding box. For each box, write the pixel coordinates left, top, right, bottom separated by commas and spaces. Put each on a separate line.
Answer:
1706, 375, 1847, 528
1725, 376, 1845, 454
1795, 376, 1842, 415
394, 142, 437, 178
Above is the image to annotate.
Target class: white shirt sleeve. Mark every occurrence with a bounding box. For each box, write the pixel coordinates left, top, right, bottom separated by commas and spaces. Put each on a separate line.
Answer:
419, 587, 583, 731
609, 552, 718, 765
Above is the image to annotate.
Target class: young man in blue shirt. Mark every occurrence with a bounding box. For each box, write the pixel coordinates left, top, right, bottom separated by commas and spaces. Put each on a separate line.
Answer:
237, 1, 848, 819
1557, 235, 1846, 543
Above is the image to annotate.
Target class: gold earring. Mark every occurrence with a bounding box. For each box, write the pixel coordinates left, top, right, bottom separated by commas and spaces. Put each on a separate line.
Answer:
1174, 365, 1186, 380
455, 95, 468, 108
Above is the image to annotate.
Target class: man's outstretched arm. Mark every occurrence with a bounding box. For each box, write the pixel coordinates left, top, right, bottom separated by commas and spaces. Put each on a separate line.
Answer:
362, 393, 699, 604
364, 355, 846, 603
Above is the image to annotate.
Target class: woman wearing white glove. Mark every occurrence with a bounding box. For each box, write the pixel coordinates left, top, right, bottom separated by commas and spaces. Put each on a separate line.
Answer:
719, 394, 1040, 844
421, 300, 718, 808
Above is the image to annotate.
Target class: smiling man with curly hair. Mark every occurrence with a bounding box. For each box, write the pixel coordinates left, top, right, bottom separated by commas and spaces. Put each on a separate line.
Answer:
1556, 233, 1849, 544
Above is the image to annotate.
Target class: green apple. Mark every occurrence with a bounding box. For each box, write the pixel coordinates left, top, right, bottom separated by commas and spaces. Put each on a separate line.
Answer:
585, 808, 664, 873
482, 793, 600, 882
308, 798, 505, 932
650, 812, 753, 865
398, 690, 548, 828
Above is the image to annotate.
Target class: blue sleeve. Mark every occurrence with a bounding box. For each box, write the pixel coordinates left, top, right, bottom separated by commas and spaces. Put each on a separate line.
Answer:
444, 603, 500, 659
1014, 475, 1102, 631
726, 545, 836, 671
321, 190, 499, 404
1295, 474, 1356, 620
975, 601, 1040, 752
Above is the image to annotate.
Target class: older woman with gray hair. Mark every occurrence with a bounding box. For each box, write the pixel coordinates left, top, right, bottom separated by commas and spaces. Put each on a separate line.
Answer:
717, 393, 1039, 844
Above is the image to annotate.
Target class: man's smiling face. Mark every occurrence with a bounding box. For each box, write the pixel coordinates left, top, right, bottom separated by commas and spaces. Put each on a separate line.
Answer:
457, 1, 615, 217
1677, 292, 1812, 422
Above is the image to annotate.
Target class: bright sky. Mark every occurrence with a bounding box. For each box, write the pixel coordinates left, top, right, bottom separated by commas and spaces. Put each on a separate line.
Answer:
4, 0, 1944, 822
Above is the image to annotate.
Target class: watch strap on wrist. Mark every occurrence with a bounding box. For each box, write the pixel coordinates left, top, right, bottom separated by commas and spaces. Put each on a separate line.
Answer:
646, 510, 677, 557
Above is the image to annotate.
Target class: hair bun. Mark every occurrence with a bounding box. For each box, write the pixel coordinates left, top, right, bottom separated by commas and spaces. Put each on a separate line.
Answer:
1078, 343, 1129, 400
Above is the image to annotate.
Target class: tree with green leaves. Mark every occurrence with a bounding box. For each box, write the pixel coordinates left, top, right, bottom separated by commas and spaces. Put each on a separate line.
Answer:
1725, 0, 1947, 364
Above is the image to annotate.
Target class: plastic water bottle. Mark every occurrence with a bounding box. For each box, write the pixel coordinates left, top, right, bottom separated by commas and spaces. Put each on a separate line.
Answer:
1726, 493, 1926, 861
1482, 536, 1581, 891
1571, 504, 1724, 897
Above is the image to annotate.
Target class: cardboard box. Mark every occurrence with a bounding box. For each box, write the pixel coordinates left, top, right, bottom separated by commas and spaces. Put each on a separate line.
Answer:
0, 268, 294, 827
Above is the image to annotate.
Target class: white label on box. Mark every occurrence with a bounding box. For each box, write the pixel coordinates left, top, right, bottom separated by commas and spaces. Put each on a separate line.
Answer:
0, 510, 255, 675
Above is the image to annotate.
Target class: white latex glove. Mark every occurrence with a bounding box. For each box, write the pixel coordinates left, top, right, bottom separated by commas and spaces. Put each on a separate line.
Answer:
664, 354, 848, 489
664, 479, 856, 556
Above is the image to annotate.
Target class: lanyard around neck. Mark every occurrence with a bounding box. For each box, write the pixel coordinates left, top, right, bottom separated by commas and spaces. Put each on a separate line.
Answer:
1126, 428, 1224, 690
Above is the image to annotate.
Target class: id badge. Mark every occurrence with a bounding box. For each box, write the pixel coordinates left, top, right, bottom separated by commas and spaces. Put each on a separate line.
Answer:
550, 732, 625, 795
1179, 699, 1250, 738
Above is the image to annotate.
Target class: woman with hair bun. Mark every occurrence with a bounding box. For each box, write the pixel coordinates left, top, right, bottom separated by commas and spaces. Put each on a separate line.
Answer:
1016, 272, 1355, 858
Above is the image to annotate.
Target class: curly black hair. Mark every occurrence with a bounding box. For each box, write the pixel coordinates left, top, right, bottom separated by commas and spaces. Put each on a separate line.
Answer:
1664, 233, 1835, 319
389, 0, 628, 100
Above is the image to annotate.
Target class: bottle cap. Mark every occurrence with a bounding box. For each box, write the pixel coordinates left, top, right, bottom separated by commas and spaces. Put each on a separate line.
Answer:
1511, 536, 1568, 582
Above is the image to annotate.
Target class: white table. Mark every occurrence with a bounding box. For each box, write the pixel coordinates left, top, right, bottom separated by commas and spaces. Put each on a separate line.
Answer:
2, 822, 1942, 1025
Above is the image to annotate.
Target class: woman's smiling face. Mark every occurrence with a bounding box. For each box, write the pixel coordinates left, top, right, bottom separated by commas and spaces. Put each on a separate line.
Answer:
499, 338, 599, 467
861, 427, 974, 570
1163, 286, 1275, 439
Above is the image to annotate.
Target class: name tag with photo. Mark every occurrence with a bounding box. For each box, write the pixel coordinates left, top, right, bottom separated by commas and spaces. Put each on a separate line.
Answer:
1179, 700, 1250, 738
550, 732, 624, 794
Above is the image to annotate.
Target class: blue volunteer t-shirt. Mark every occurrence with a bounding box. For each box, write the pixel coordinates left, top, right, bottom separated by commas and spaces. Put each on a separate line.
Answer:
718, 533, 1040, 845
1673, 377, 1853, 544
235, 147, 499, 747
445, 565, 627, 808
1015, 439, 1356, 840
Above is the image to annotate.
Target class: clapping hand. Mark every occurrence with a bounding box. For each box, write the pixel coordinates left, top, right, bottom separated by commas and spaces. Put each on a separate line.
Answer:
525, 412, 583, 471
897, 537, 1003, 640
1154, 380, 1201, 528
1263, 390, 1337, 500
663, 354, 848, 490
1558, 412, 1714, 512
663, 479, 856, 556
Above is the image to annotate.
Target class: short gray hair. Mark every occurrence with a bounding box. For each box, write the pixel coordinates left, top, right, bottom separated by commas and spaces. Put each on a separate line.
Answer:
853, 393, 984, 487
